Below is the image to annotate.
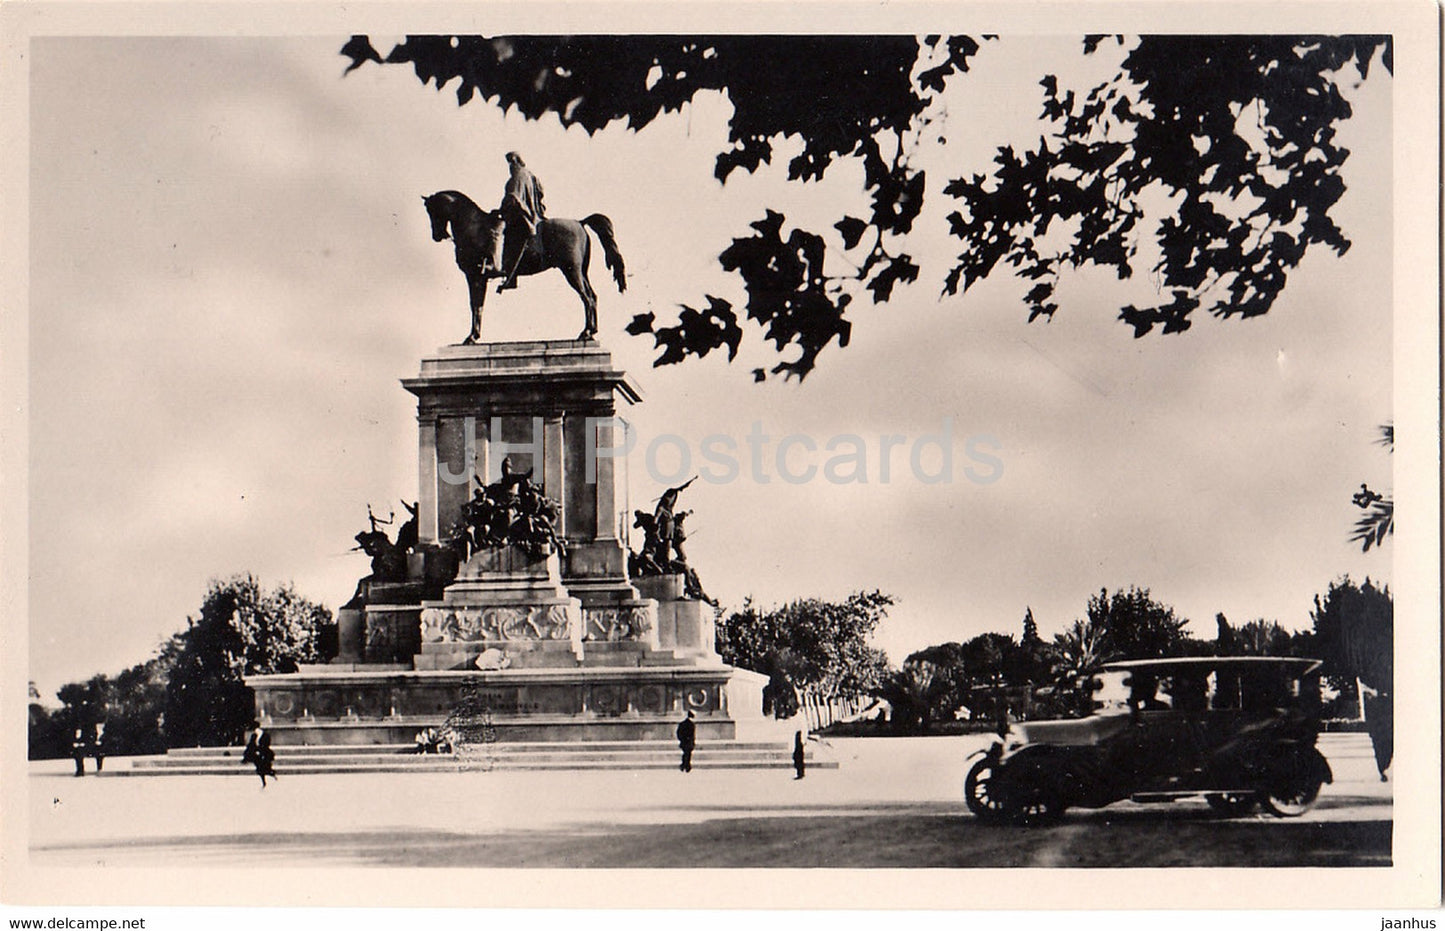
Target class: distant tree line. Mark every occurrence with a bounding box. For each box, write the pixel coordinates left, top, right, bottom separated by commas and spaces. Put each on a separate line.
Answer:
29, 575, 333, 759
715, 578, 1393, 763
32, 571, 1391, 769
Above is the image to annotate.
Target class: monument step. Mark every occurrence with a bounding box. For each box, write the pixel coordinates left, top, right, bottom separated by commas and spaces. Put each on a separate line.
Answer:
142, 748, 800, 765
132, 754, 805, 772
113, 759, 838, 776
120, 746, 835, 775
159, 740, 797, 760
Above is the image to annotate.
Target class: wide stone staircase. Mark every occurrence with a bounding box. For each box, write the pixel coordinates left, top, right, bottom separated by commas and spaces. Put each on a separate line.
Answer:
118, 739, 836, 776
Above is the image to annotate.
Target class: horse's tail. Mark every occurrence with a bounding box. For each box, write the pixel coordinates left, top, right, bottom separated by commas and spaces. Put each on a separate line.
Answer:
582, 214, 627, 293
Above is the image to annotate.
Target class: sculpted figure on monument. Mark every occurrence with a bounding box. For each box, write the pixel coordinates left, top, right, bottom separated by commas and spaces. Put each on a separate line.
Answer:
497, 152, 546, 292
353, 502, 417, 582
422, 155, 627, 343
452, 457, 564, 560
345, 501, 420, 607
628, 478, 715, 603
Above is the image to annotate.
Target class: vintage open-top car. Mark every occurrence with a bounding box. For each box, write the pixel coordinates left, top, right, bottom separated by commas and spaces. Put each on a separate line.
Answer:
964, 656, 1333, 824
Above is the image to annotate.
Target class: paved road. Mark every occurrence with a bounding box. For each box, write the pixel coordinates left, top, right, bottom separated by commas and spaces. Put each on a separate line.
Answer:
29, 732, 1389, 869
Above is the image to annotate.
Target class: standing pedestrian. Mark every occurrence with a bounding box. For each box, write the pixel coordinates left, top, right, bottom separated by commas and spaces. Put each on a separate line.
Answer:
676, 710, 696, 773
792, 730, 806, 780
242, 719, 278, 787
71, 727, 87, 777
92, 722, 106, 774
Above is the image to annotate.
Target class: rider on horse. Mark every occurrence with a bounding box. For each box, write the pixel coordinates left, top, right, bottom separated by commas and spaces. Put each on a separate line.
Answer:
497, 152, 546, 292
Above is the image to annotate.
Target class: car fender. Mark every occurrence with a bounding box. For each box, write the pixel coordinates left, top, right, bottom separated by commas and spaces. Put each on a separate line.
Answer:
1300, 743, 1333, 785
1255, 740, 1333, 788
994, 744, 1087, 802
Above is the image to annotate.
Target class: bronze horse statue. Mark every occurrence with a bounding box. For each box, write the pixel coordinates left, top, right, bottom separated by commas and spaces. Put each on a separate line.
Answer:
422, 190, 626, 343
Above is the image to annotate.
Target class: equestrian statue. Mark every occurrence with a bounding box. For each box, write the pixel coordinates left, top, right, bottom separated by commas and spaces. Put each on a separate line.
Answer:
423, 153, 626, 343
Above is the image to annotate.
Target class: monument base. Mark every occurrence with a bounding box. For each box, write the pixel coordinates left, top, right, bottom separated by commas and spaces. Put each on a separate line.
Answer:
247, 664, 767, 746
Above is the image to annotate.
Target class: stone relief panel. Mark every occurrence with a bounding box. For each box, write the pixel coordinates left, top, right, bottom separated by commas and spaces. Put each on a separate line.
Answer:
582, 605, 655, 642
681, 684, 719, 714
267, 691, 297, 719
635, 684, 666, 714
586, 684, 625, 716
365, 617, 397, 660
421, 604, 576, 643
421, 608, 459, 642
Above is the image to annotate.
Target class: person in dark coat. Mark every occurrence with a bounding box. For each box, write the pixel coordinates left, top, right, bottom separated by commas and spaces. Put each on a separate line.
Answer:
242, 720, 278, 787
71, 727, 88, 777
676, 710, 696, 773
792, 730, 806, 780
92, 722, 106, 773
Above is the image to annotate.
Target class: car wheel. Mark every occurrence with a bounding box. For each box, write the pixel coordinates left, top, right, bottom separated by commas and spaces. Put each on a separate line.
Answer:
964, 759, 1008, 822
1011, 791, 1064, 826
1205, 793, 1259, 817
1261, 777, 1322, 817
1006, 779, 1065, 826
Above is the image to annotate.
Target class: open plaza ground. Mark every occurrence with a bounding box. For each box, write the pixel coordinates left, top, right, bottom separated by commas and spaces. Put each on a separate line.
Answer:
29, 732, 1390, 871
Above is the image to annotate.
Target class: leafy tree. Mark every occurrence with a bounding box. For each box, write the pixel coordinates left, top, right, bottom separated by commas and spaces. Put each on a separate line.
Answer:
874, 659, 952, 734
1048, 617, 1114, 715
1051, 616, 1114, 680
1311, 576, 1392, 692
1013, 607, 1053, 685
343, 34, 1388, 380
101, 645, 181, 756
1086, 585, 1188, 659
1232, 618, 1296, 657
28, 682, 71, 760
164, 575, 331, 747
1350, 423, 1393, 552
1311, 576, 1393, 775
717, 590, 893, 718
960, 632, 1018, 688
901, 640, 970, 724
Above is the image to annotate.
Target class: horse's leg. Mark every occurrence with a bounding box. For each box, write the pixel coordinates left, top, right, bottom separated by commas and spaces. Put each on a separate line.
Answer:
566, 235, 598, 340
561, 252, 597, 341
464, 269, 488, 344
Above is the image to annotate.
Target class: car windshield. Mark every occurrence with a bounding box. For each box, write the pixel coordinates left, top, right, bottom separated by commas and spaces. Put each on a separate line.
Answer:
1090, 661, 1315, 716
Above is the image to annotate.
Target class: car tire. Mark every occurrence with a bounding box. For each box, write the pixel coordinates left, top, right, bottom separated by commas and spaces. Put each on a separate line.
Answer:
1205, 793, 1259, 817
1261, 777, 1322, 817
964, 759, 1008, 822
1010, 788, 1065, 826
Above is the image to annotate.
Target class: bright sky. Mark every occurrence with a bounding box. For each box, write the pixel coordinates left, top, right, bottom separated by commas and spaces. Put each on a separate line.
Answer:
26, 35, 1393, 699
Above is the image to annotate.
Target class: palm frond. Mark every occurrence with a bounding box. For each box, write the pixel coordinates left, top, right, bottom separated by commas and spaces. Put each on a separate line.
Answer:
1350, 500, 1394, 552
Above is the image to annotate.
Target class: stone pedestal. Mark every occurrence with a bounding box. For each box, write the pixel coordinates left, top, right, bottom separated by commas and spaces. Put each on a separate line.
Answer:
415, 546, 583, 671
635, 574, 717, 658
336, 608, 365, 664
402, 340, 638, 575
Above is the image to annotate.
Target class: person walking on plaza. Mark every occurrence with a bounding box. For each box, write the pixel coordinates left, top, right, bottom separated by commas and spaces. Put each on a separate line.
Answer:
676, 710, 696, 773
792, 730, 806, 780
71, 726, 88, 777
242, 719, 278, 788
